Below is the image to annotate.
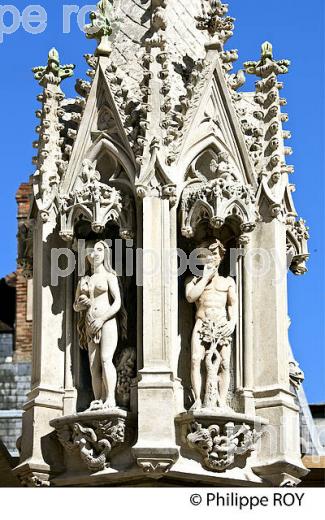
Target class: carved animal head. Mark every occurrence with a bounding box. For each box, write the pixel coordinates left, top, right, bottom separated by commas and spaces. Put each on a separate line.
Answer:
187, 423, 213, 456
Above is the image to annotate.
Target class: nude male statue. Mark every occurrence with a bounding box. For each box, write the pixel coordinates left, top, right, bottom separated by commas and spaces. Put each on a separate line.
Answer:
185, 240, 237, 411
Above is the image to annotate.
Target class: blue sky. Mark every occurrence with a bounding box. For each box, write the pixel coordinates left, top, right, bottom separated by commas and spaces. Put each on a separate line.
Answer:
0, 1, 324, 402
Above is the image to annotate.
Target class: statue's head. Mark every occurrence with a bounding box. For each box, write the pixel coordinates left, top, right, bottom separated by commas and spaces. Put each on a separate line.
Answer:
198, 239, 226, 269
271, 171, 281, 184
85, 240, 115, 274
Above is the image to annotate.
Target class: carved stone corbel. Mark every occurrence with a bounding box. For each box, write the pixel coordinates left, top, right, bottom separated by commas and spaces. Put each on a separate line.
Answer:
52, 412, 126, 473
187, 420, 263, 472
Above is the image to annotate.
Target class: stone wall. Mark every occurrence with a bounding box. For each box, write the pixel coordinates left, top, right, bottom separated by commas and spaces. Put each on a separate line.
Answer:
0, 334, 31, 456
0, 182, 32, 458
15, 183, 33, 363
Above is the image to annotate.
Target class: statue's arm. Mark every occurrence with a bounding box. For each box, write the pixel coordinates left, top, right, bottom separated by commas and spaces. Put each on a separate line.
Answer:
227, 278, 238, 328
185, 276, 201, 303
185, 268, 214, 304
73, 281, 90, 312
102, 274, 122, 322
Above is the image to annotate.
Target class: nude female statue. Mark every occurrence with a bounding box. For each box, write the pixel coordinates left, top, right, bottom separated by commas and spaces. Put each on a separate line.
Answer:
74, 240, 126, 410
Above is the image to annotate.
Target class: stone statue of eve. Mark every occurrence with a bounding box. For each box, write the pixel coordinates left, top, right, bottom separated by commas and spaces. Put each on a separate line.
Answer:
185, 239, 237, 411
74, 240, 127, 411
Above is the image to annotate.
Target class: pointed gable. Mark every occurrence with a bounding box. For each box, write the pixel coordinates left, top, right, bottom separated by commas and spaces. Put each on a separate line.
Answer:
176, 54, 257, 187
61, 57, 137, 197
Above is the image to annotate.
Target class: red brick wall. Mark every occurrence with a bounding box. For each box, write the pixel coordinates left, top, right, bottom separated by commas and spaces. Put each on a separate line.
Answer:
14, 183, 33, 363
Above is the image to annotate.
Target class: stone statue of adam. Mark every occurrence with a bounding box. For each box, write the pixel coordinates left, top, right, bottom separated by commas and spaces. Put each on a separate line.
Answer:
185, 240, 237, 411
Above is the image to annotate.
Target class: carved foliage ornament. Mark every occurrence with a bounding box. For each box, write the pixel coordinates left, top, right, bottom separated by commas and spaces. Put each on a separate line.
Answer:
180, 168, 256, 239
59, 159, 135, 240
187, 421, 262, 472
57, 417, 125, 472
116, 347, 136, 408
199, 319, 232, 410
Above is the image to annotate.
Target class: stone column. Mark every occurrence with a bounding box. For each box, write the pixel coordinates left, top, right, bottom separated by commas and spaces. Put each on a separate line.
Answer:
62, 271, 77, 415
241, 238, 255, 415
14, 215, 66, 486
250, 219, 308, 485
132, 195, 180, 473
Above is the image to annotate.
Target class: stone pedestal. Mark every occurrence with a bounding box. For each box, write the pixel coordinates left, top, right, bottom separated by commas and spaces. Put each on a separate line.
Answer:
176, 410, 267, 475
50, 409, 135, 477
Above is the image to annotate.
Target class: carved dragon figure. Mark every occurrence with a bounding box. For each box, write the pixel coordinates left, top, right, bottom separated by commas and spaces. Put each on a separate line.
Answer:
187, 421, 262, 472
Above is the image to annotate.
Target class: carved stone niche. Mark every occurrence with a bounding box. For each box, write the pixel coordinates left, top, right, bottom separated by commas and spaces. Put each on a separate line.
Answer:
176, 411, 267, 473
177, 149, 258, 414
70, 219, 138, 415
50, 409, 136, 474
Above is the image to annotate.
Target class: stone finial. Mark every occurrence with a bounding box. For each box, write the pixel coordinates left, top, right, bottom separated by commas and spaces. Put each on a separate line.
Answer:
84, 0, 119, 57
196, 0, 234, 50
261, 41, 273, 60
244, 41, 290, 77
33, 48, 75, 87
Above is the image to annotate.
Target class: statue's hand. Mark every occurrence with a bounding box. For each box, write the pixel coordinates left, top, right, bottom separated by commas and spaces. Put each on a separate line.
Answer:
89, 318, 104, 335
219, 320, 236, 338
78, 295, 91, 307
203, 264, 216, 282
74, 295, 91, 311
